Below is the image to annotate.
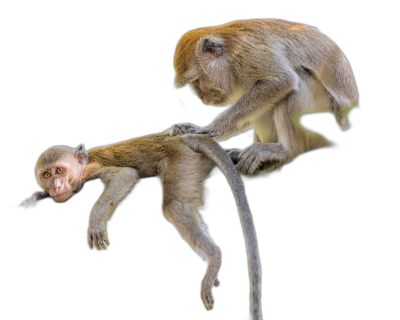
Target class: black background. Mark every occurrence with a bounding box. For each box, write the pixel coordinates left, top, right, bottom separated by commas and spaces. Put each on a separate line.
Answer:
1, 2, 395, 320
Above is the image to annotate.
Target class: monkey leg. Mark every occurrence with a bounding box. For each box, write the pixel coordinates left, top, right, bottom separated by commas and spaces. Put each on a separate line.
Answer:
162, 200, 221, 310
238, 74, 331, 175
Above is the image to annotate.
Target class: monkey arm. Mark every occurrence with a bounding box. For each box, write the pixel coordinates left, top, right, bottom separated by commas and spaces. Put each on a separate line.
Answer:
88, 167, 139, 250
19, 191, 50, 208
198, 69, 299, 139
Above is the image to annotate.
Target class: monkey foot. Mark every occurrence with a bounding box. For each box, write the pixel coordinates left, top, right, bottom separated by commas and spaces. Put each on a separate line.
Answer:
201, 285, 214, 310
236, 142, 270, 175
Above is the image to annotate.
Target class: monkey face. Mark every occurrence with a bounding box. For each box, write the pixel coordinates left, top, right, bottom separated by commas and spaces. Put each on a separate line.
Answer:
189, 74, 230, 106
176, 35, 234, 106
35, 146, 88, 202
37, 161, 77, 202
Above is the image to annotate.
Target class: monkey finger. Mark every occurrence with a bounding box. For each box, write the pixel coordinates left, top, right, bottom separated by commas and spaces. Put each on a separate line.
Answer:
214, 279, 220, 287
88, 234, 94, 250
196, 127, 216, 137
100, 233, 109, 249
92, 234, 101, 250
98, 236, 106, 250
169, 124, 201, 136
95, 236, 103, 251
171, 125, 183, 136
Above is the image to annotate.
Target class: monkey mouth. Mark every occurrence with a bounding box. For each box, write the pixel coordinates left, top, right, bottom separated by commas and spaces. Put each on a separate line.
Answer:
202, 95, 214, 104
52, 190, 70, 202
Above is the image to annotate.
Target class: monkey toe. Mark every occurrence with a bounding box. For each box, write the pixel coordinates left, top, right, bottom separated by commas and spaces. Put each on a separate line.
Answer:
214, 279, 220, 287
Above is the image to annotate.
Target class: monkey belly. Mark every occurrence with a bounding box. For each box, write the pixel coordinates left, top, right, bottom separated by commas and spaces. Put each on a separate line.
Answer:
253, 110, 278, 143
254, 69, 331, 144
251, 74, 332, 160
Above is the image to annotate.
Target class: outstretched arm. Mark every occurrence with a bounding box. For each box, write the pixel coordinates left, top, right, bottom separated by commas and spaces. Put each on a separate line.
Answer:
169, 68, 299, 140
198, 70, 299, 139
88, 167, 139, 250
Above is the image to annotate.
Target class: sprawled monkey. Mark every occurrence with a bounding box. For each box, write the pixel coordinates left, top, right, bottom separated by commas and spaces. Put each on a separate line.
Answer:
171, 19, 359, 174
22, 133, 263, 320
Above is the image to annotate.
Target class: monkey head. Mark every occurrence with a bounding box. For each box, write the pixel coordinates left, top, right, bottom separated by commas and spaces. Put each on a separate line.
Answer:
175, 33, 235, 106
35, 145, 89, 202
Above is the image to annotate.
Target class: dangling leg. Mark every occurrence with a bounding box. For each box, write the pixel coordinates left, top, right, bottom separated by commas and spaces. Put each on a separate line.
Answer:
162, 200, 221, 310
160, 156, 220, 310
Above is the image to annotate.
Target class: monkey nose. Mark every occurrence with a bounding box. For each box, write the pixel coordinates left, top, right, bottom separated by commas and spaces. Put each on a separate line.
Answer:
53, 179, 61, 192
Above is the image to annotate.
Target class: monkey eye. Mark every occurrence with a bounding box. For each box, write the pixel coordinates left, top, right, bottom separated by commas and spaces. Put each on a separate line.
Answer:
56, 167, 65, 174
43, 172, 52, 179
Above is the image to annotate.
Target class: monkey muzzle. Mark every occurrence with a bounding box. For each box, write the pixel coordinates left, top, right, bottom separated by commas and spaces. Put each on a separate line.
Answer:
191, 81, 213, 104
51, 178, 71, 202
53, 179, 62, 194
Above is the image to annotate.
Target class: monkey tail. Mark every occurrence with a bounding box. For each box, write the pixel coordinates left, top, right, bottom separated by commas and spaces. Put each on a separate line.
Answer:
183, 134, 263, 320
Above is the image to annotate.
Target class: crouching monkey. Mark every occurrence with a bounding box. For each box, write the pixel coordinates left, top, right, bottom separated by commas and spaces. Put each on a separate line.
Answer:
171, 19, 359, 174
22, 133, 263, 320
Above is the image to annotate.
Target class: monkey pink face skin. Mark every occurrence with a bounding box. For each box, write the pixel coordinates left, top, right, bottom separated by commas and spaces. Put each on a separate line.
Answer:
36, 157, 82, 202
35, 146, 89, 203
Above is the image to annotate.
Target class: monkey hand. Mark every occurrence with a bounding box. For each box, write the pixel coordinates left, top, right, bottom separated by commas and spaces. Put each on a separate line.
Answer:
19, 191, 50, 208
166, 123, 201, 136
88, 222, 109, 250
237, 143, 282, 175
195, 126, 221, 138
225, 148, 242, 165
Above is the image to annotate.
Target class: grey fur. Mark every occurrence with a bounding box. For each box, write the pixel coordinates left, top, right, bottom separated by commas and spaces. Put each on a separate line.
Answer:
24, 132, 262, 319
173, 19, 359, 174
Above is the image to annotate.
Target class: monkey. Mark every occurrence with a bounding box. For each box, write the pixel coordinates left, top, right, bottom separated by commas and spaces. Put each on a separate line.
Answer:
170, 19, 359, 174
21, 132, 263, 320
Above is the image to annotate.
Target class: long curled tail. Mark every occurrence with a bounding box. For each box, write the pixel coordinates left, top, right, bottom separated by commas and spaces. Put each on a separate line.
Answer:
183, 134, 263, 320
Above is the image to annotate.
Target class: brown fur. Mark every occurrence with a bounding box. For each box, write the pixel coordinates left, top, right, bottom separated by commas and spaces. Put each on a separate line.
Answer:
173, 19, 359, 174
88, 134, 170, 177
24, 132, 263, 320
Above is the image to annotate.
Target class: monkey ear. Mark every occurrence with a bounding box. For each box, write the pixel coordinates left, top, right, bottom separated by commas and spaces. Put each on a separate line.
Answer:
201, 38, 224, 57
74, 145, 89, 165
